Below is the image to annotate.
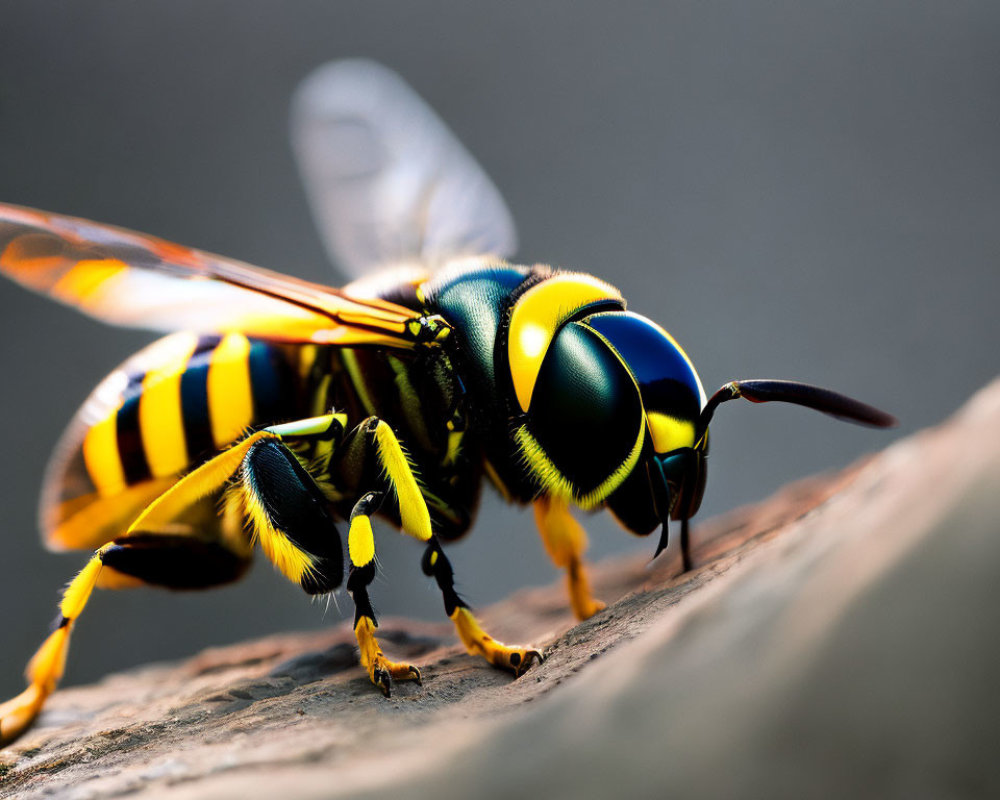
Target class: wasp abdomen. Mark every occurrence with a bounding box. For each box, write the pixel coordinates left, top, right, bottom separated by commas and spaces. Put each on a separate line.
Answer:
41, 332, 300, 550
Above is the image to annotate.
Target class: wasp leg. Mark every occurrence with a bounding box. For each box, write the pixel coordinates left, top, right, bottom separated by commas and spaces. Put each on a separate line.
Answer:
346, 492, 421, 696
680, 517, 692, 573
344, 417, 541, 680
0, 533, 249, 747
422, 537, 543, 676
534, 496, 606, 621
0, 416, 352, 746
342, 418, 434, 695
239, 436, 344, 595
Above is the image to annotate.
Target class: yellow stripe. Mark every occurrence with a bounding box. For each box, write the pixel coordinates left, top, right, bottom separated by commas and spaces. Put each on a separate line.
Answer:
341, 349, 377, 415
82, 410, 125, 496
139, 333, 198, 477
207, 333, 254, 447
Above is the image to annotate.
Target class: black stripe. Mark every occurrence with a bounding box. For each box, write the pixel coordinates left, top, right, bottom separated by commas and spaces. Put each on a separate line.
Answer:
116, 386, 151, 485
248, 341, 289, 423
180, 336, 219, 463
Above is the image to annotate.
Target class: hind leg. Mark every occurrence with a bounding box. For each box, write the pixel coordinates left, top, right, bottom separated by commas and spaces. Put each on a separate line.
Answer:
0, 416, 344, 747
0, 532, 249, 746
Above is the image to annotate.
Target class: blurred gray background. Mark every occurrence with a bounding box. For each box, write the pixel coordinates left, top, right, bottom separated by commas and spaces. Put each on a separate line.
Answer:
0, 2, 997, 697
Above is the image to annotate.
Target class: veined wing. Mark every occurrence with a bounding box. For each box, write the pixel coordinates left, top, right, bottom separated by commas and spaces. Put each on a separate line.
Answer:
0, 202, 428, 349
291, 59, 518, 279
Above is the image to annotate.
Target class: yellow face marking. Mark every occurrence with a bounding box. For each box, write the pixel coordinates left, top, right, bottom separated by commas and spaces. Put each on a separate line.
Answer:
348, 514, 376, 568
139, 332, 199, 477
646, 412, 696, 453
82, 408, 125, 496
508, 273, 623, 412
207, 333, 254, 447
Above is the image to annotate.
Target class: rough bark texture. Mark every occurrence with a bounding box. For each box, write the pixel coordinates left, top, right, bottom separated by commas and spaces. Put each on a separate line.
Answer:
2, 380, 999, 800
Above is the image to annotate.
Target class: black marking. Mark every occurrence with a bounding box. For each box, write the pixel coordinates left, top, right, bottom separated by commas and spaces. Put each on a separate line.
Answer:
509, 652, 521, 667
350, 492, 384, 522
243, 439, 344, 592
347, 562, 378, 626
180, 336, 219, 462
116, 387, 151, 485
421, 537, 466, 617
300, 556, 342, 595
101, 534, 249, 589
248, 341, 290, 423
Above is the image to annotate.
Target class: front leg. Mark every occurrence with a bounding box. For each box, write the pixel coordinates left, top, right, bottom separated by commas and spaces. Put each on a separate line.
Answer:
534, 496, 606, 621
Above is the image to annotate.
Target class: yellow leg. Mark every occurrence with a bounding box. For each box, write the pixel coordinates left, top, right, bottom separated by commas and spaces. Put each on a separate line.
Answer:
354, 617, 422, 696
347, 493, 420, 696
0, 545, 108, 746
366, 419, 541, 681
449, 606, 542, 677
534, 496, 606, 621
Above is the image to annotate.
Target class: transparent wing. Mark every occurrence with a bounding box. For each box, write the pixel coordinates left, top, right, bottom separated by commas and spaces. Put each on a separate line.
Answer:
0, 202, 427, 349
291, 59, 518, 278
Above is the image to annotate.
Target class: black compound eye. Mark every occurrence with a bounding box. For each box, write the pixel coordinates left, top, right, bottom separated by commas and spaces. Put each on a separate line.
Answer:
524, 321, 643, 496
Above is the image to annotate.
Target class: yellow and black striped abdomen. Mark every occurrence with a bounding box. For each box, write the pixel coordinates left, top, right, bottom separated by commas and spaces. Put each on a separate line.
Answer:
42, 332, 301, 551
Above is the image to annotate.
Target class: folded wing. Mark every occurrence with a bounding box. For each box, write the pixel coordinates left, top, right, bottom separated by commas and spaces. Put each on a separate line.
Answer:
0, 202, 422, 349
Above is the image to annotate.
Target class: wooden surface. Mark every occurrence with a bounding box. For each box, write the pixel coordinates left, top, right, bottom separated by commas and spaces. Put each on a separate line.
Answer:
2, 379, 998, 800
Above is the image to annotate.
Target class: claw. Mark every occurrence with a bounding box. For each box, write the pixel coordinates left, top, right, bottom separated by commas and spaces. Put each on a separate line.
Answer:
374, 668, 392, 697
513, 649, 544, 677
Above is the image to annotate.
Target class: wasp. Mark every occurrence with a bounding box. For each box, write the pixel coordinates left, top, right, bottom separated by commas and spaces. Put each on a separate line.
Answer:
0, 61, 894, 746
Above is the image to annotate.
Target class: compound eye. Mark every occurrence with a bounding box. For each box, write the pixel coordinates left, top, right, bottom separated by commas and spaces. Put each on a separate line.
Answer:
523, 321, 643, 498
583, 311, 705, 454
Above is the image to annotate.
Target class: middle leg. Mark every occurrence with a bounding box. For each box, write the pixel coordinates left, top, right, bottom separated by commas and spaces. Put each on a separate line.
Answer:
345, 491, 421, 695
341, 416, 543, 680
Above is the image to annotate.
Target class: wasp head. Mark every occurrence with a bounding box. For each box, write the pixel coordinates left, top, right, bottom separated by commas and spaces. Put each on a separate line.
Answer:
507, 275, 707, 538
